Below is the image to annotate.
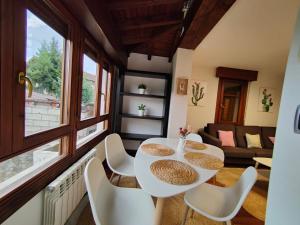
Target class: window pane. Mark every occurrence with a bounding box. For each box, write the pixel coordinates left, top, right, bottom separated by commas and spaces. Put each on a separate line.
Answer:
100, 69, 111, 115
0, 138, 62, 198
77, 121, 107, 148
81, 54, 98, 120
25, 10, 65, 136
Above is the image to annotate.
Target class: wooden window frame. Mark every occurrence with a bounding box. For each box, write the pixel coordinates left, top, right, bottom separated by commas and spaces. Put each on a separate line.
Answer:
0, 0, 116, 223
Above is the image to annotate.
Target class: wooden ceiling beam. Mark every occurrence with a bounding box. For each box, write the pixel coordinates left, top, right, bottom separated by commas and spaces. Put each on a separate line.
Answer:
130, 25, 180, 53
119, 18, 182, 31
169, 0, 236, 58
180, 0, 236, 49
122, 24, 179, 45
61, 0, 127, 66
107, 0, 182, 10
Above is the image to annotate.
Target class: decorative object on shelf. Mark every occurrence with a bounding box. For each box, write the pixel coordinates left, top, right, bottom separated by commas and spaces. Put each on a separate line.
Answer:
258, 87, 274, 112
138, 83, 147, 94
176, 78, 188, 95
177, 126, 191, 152
188, 80, 207, 106
138, 104, 146, 116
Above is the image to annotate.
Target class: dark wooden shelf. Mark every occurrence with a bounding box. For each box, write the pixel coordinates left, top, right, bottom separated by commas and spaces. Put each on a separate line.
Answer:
120, 92, 165, 99
120, 132, 163, 141
121, 113, 164, 120
125, 69, 170, 79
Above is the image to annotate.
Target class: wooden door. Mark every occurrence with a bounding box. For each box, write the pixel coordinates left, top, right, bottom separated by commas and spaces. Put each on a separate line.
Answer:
215, 78, 248, 125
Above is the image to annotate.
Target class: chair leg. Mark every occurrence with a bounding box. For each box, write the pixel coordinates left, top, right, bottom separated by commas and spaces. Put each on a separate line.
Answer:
181, 205, 190, 225
117, 175, 121, 186
190, 209, 195, 218
109, 172, 115, 182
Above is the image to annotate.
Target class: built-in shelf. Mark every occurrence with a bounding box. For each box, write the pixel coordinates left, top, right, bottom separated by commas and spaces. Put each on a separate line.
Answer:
121, 113, 164, 120
120, 92, 165, 99
120, 132, 163, 141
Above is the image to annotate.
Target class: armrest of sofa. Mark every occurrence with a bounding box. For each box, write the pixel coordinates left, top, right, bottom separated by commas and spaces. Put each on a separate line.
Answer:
198, 131, 222, 148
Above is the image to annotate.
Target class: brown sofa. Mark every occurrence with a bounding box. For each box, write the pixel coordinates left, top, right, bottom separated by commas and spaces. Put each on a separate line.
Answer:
199, 123, 276, 165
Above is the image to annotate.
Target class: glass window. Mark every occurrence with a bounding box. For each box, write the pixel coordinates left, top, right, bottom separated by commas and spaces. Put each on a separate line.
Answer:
81, 54, 98, 120
100, 68, 111, 115
0, 138, 62, 198
77, 121, 108, 148
25, 10, 65, 136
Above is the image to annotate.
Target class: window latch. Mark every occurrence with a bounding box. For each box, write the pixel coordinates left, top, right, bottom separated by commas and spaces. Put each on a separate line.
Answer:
18, 72, 33, 98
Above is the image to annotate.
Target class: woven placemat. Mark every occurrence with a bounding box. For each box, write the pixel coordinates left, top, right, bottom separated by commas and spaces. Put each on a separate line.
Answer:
150, 159, 198, 185
184, 152, 224, 170
141, 144, 175, 156
185, 140, 207, 150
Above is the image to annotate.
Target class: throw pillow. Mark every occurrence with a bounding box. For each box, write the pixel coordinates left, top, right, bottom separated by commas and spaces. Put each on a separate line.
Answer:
218, 130, 235, 147
245, 133, 262, 148
269, 136, 275, 144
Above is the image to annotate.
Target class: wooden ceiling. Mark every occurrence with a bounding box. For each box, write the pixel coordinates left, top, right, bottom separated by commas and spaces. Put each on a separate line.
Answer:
65, 0, 236, 63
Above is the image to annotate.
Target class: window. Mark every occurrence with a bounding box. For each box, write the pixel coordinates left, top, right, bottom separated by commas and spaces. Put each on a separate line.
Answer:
0, 0, 115, 220
81, 54, 98, 120
77, 121, 107, 147
25, 10, 66, 136
0, 138, 63, 198
100, 67, 112, 115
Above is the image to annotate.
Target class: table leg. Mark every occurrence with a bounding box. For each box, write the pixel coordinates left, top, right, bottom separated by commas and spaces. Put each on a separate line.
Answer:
255, 161, 259, 169
154, 198, 165, 225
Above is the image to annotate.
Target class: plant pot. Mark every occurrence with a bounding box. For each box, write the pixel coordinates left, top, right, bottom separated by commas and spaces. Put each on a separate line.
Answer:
138, 110, 145, 116
138, 88, 146, 94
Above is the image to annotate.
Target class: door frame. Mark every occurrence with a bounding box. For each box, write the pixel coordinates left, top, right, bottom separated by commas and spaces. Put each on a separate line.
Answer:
215, 78, 248, 125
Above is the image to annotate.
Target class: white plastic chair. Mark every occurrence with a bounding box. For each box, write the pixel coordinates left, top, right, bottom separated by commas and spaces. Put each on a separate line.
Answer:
181, 167, 257, 225
186, 133, 203, 143
105, 133, 135, 184
84, 157, 155, 225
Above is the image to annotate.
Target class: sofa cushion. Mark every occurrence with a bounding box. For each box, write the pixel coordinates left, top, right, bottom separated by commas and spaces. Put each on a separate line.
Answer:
222, 146, 255, 158
236, 126, 263, 148
207, 123, 236, 143
261, 127, 276, 149
245, 133, 262, 148
253, 148, 273, 158
218, 130, 235, 147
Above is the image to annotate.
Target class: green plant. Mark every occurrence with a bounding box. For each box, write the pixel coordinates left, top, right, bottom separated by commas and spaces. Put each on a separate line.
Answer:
138, 83, 147, 89
191, 82, 205, 106
138, 104, 146, 110
261, 88, 273, 112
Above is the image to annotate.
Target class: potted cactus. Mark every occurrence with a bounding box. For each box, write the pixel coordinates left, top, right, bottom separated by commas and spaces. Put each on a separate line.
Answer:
138, 83, 147, 94
138, 104, 146, 116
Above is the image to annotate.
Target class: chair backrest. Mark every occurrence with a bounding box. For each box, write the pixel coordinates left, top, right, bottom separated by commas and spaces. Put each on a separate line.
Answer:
186, 133, 203, 143
105, 133, 126, 171
84, 157, 113, 225
224, 166, 257, 221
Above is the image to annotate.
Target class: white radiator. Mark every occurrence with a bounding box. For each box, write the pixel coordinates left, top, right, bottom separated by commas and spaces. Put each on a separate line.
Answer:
43, 148, 97, 225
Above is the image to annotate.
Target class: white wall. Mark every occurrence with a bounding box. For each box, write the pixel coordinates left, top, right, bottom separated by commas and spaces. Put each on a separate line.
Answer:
187, 66, 284, 130
167, 48, 193, 137
2, 141, 106, 225
127, 53, 172, 73
266, 9, 300, 224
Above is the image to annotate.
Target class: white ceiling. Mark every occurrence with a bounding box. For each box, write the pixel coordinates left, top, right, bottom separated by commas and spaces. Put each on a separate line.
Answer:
193, 0, 300, 74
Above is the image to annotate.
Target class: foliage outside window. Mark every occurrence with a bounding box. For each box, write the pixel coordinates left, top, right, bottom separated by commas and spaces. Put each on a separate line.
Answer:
25, 10, 65, 136
81, 54, 98, 120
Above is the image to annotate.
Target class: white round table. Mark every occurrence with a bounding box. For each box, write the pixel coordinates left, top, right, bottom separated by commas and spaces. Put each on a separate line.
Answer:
134, 138, 224, 225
